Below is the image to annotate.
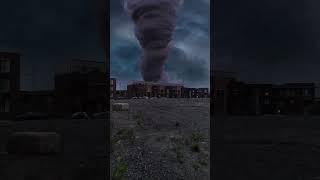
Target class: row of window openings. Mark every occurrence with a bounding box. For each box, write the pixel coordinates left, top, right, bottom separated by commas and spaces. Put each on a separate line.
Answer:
0, 60, 10, 73
0, 99, 10, 112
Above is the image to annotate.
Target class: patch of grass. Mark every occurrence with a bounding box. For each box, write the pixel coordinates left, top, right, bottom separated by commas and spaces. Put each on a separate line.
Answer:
198, 157, 208, 166
173, 146, 184, 164
191, 132, 205, 143
192, 163, 200, 171
111, 128, 135, 150
112, 157, 128, 180
191, 143, 200, 153
133, 111, 145, 128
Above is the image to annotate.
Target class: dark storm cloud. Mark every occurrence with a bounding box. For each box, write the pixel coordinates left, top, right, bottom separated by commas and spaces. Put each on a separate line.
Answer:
215, 0, 320, 83
111, 0, 210, 88
0, 0, 104, 90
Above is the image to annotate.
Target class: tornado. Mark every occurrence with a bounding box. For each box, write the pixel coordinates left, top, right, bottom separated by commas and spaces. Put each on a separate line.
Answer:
123, 0, 183, 82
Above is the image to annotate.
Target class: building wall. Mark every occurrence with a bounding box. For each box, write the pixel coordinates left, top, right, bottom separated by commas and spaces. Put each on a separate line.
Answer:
127, 81, 183, 98
54, 72, 107, 116
0, 52, 20, 119
213, 75, 235, 115
110, 78, 116, 98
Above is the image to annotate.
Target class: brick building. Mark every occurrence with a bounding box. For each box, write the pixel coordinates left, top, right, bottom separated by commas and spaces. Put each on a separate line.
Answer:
182, 88, 209, 98
127, 81, 183, 98
116, 90, 127, 99
110, 78, 116, 98
227, 81, 315, 115
212, 71, 237, 115
0, 52, 20, 119
54, 60, 106, 116
16, 90, 55, 115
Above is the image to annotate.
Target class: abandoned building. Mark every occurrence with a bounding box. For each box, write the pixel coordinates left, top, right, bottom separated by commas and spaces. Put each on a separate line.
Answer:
0, 52, 20, 120
110, 78, 116, 99
54, 59, 106, 116
127, 81, 184, 98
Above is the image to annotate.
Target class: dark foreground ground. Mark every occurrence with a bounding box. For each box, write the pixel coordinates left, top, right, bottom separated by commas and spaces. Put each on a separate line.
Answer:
0, 118, 107, 180
110, 98, 210, 180
214, 115, 320, 180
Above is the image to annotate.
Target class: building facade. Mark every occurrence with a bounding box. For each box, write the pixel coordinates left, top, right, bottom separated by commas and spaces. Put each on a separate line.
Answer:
182, 88, 209, 98
16, 90, 55, 115
54, 60, 106, 116
110, 78, 116, 98
116, 90, 127, 99
0, 52, 20, 119
227, 81, 315, 115
127, 81, 183, 98
212, 71, 237, 115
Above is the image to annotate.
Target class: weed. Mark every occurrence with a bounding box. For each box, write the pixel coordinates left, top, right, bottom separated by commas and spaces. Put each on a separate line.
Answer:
112, 128, 135, 148
198, 157, 208, 166
133, 111, 145, 128
173, 146, 184, 164
191, 132, 205, 143
112, 157, 128, 180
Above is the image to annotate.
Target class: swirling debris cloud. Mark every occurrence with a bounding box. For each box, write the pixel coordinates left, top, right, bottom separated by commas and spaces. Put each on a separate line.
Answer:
123, 0, 183, 82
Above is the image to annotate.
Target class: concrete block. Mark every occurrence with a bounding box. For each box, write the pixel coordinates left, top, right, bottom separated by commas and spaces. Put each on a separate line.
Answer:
6, 132, 62, 155
112, 103, 129, 111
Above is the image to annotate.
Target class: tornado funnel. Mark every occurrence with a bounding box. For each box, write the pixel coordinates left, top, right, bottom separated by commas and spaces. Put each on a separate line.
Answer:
123, 0, 183, 82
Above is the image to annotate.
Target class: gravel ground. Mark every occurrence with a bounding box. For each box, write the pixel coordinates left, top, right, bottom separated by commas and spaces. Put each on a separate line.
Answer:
110, 98, 210, 180
0, 118, 107, 180
214, 115, 320, 180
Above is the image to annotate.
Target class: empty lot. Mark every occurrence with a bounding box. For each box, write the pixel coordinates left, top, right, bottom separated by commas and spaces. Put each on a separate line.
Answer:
111, 98, 210, 180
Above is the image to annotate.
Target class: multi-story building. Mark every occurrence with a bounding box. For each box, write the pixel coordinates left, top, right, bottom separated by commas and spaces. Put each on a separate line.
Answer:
272, 83, 315, 114
182, 88, 209, 98
16, 90, 55, 115
110, 78, 116, 98
127, 81, 183, 98
212, 70, 237, 115
54, 59, 106, 116
116, 90, 127, 99
227, 81, 316, 115
0, 52, 20, 119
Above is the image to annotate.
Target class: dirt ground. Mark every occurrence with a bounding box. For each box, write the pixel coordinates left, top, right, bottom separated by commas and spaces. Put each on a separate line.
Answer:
110, 98, 210, 180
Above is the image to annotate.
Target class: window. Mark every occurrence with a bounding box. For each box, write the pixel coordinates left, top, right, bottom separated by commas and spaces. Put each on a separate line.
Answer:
217, 89, 224, 96
0, 79, 10, 92
0, 98, 10, 112
0, 59, 10, 73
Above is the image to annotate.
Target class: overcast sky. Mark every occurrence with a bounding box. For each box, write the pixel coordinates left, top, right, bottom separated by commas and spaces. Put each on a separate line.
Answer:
215, 0, 320, 84
0, 0, 104, 90
110, 0, 210, 90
